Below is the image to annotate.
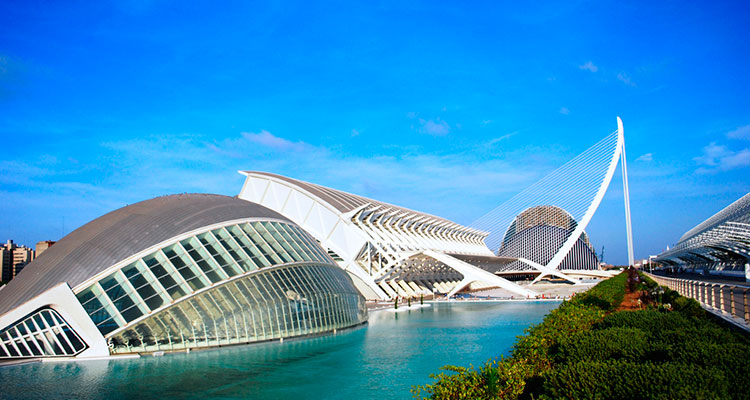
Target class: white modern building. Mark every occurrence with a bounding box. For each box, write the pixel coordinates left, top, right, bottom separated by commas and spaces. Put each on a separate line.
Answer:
238, 118, 633, 300
655, 192, 750, 280
0, 194, 366, 360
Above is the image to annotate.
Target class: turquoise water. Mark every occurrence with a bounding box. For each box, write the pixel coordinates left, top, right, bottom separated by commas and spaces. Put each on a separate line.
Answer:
0, 301, 559, 400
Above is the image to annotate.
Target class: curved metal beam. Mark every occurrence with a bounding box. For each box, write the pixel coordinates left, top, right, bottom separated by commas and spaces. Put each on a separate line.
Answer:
544, 117, 625, 270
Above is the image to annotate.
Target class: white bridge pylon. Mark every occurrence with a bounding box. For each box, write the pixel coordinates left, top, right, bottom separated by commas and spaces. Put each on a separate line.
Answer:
472, 116, 635, 272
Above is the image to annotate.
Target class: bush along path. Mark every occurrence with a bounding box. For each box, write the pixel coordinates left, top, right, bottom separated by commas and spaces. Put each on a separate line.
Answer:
412, 269, 750, 400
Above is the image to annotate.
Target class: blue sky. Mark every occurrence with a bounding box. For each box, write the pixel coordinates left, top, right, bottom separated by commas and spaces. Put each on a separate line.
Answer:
1, 1, 749, 264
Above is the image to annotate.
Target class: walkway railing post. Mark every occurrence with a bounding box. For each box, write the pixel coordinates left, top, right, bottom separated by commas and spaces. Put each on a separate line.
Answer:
646, 272, 750, 329
712, 284, 717, 309
710, 284, 716, 309
696, 282, 700, 304
705, 283, 709, 306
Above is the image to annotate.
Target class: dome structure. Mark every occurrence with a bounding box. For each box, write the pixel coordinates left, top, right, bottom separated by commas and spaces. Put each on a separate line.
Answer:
0, 194, 366, 360
498, 205, 600, 271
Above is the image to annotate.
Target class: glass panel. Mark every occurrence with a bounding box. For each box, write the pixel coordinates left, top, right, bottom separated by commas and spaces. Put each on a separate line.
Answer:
122, 263, 164, 311
99, 275, 126, 301
211, 228, 257, 271
180, 238, 225, 284
277, 223, 315, 262
252, 222, 293, 263
241, 223, 284, 265
227, 225, 272, 268
145, 258, 185, 300
76, 286, 115, 328
288, 225, 330, 262
89, 239, 365, 355
197, 233, 242, 277
164, 244, 209, 291
265, 222, 303, 262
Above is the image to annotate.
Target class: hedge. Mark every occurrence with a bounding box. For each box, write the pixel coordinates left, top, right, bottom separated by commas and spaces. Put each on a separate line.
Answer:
413, 270, 750, 400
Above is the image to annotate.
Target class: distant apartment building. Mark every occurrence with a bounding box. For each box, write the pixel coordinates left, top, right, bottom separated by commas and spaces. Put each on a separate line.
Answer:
35, 240, 56, 256
1, 240, 35, 282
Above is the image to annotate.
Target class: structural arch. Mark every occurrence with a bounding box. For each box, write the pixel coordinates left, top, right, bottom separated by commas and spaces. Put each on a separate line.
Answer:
472, 117, 634, 272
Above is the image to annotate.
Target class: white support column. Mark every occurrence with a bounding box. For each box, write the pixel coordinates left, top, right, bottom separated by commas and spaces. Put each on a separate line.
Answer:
618, 117, 635, 266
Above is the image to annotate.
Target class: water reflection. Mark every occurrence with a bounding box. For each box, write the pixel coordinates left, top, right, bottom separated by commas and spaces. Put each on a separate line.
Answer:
1, 301, 559, 400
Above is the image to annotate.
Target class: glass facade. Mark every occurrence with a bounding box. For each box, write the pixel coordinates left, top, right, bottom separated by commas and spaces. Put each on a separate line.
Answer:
0, 308, 87, 358
109, 263, 366, 354
72, 220, 366, 354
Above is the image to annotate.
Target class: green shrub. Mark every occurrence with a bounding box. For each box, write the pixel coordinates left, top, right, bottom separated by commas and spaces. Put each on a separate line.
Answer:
511, 301, 605, 369
596, 309, 692, 333
542, 360, 730, 400
411, 360, 532, 400
576, 272, 627, 311
551, 327, 650, 363
671, 296, 704, 317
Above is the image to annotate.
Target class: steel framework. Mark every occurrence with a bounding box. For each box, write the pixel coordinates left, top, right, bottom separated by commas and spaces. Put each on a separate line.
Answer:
655, 192, 750, 278
472, 117, 635, 278
238, 118, 632, 299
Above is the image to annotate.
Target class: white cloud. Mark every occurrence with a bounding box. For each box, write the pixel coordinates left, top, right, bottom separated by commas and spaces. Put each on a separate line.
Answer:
418, 118, 451, 136
241, 130, 312, 152
635, 153, 653, 162
559, 107, 570, 115
351, 129, 360, 137
487, 133, 517, 146
694, 142, 728, 166
86, 131, 555, 222
721, 149, 750, 169
617, 72, 636, 87
694, 142, 750, 173
579, 61, 598, 73
727, 125, 750, 140
481, 120, 493, 126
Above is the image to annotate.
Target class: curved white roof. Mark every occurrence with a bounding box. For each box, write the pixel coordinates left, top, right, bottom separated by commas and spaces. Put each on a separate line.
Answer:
0, 194, 290, 315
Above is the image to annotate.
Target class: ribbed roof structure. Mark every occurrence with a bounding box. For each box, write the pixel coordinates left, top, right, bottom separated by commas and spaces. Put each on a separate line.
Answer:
656, 192, 750, 269
243, 171, 475, 231
0, 194, 290, 315
679, 193, 750, 242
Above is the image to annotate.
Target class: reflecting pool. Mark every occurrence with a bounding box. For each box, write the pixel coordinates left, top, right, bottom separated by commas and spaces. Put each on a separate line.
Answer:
0, 301, 559, 400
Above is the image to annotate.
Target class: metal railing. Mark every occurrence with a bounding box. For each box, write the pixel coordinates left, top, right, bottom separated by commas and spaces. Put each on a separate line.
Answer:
646, 273, 750, 330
